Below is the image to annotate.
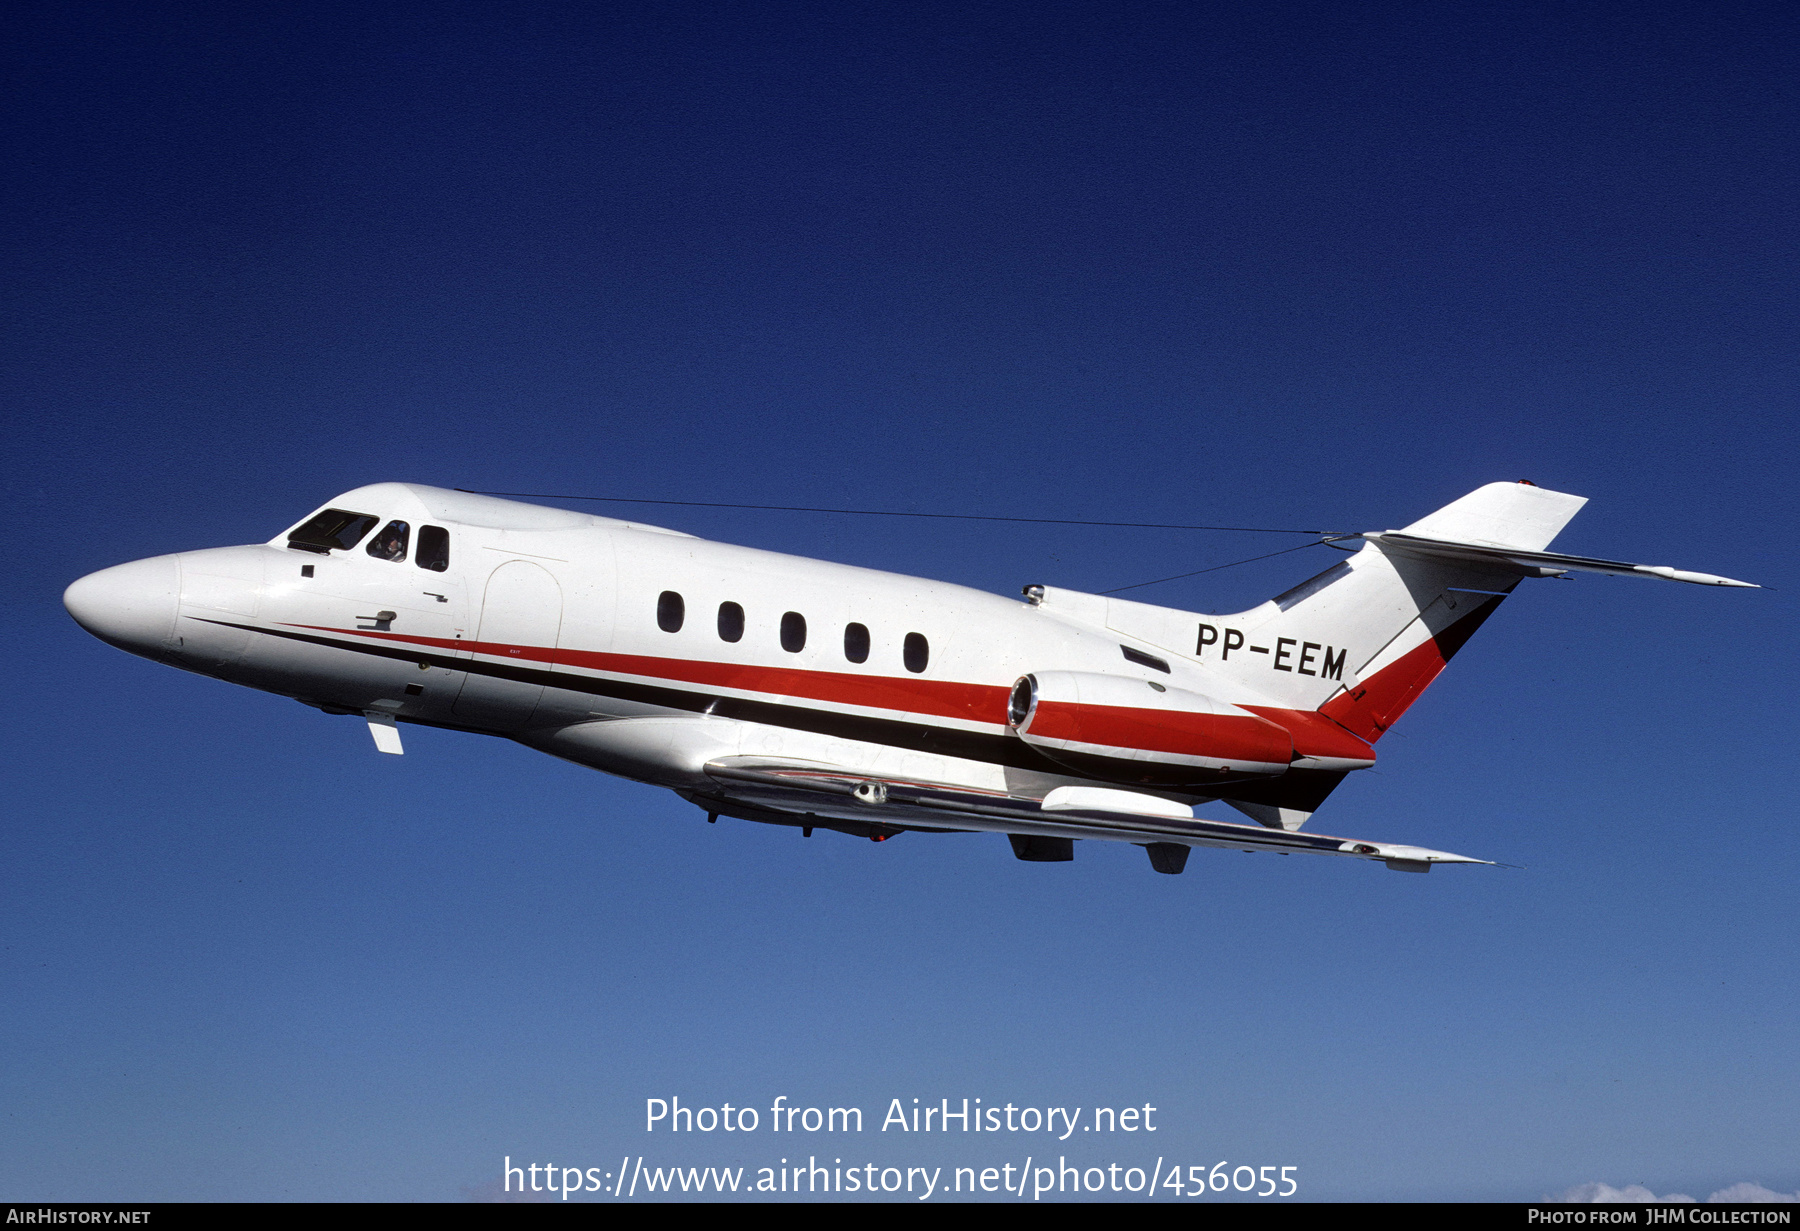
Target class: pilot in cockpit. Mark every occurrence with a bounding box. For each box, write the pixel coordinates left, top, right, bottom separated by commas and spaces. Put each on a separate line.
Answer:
366, 521, 410, 562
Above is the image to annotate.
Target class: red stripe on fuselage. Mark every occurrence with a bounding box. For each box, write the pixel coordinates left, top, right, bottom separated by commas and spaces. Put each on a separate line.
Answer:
1025, 700, 1294, 766
1240, 706, 1376, 762
281, 624, 1010, 725
284, 623, 1380, 767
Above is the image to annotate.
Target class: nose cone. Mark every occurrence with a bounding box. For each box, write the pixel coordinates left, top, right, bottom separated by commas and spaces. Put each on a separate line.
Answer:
64, 554, 181, 661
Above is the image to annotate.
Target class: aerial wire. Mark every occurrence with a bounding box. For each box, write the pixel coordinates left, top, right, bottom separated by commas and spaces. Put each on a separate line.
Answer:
1099, 540, 1332, 593
456, 489, 1353, 593
456, 489, 1340, 536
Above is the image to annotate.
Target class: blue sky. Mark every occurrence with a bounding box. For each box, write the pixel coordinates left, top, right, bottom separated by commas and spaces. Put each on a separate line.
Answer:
4, 1, 1796, 1202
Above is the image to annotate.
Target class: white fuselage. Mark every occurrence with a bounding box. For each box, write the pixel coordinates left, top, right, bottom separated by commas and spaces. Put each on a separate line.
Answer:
65, 483, 1364, 826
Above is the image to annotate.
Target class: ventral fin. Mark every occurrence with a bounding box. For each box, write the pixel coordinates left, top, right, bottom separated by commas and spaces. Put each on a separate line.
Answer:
365, 709, 404, 755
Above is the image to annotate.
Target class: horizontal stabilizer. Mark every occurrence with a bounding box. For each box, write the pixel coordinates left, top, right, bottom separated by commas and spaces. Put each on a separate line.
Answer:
1362, 532, 1760, 587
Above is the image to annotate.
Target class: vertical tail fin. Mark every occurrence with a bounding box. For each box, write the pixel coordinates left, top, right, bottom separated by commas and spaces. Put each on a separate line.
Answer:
1108, 482, 1587, 738
1089, 482, 1587, 829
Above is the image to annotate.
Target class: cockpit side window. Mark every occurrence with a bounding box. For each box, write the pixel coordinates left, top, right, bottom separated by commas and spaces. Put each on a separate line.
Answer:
286, 509, 379, 555
366, 520, 410, 562
415, 525, 449, 572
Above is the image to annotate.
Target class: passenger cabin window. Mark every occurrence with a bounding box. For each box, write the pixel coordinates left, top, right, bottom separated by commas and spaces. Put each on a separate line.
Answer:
717, 601, 744, 643
286, 508, 378, 555
780, 611, 806, 653
904, 632, 929, 673
366, 520, 410, 562
415, 525, 449, 572
843, 622, 870, 663
657, 591, 685, 633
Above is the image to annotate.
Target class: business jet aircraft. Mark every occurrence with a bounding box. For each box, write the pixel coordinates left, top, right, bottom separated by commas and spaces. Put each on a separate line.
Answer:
63, 481, 1754, 875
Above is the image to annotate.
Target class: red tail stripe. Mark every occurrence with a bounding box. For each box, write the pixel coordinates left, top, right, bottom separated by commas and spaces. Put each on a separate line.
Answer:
1316, 594, 1505, 742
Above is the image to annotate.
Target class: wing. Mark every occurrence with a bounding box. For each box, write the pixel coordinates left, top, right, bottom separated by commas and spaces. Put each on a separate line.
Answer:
698, 758, 1492, 871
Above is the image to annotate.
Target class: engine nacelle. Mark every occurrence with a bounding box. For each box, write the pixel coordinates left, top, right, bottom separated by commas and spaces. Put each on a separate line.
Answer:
1008, 671, 1293, 785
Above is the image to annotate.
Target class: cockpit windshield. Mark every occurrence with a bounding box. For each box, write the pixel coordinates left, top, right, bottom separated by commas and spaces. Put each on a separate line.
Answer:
286, 508, 379, 554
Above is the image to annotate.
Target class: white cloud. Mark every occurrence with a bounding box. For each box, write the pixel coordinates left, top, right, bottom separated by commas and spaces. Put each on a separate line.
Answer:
1557, 1183, 1695, 1203
1705, 1184, 1800, 1204
1556, 1181, 1800, 1203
